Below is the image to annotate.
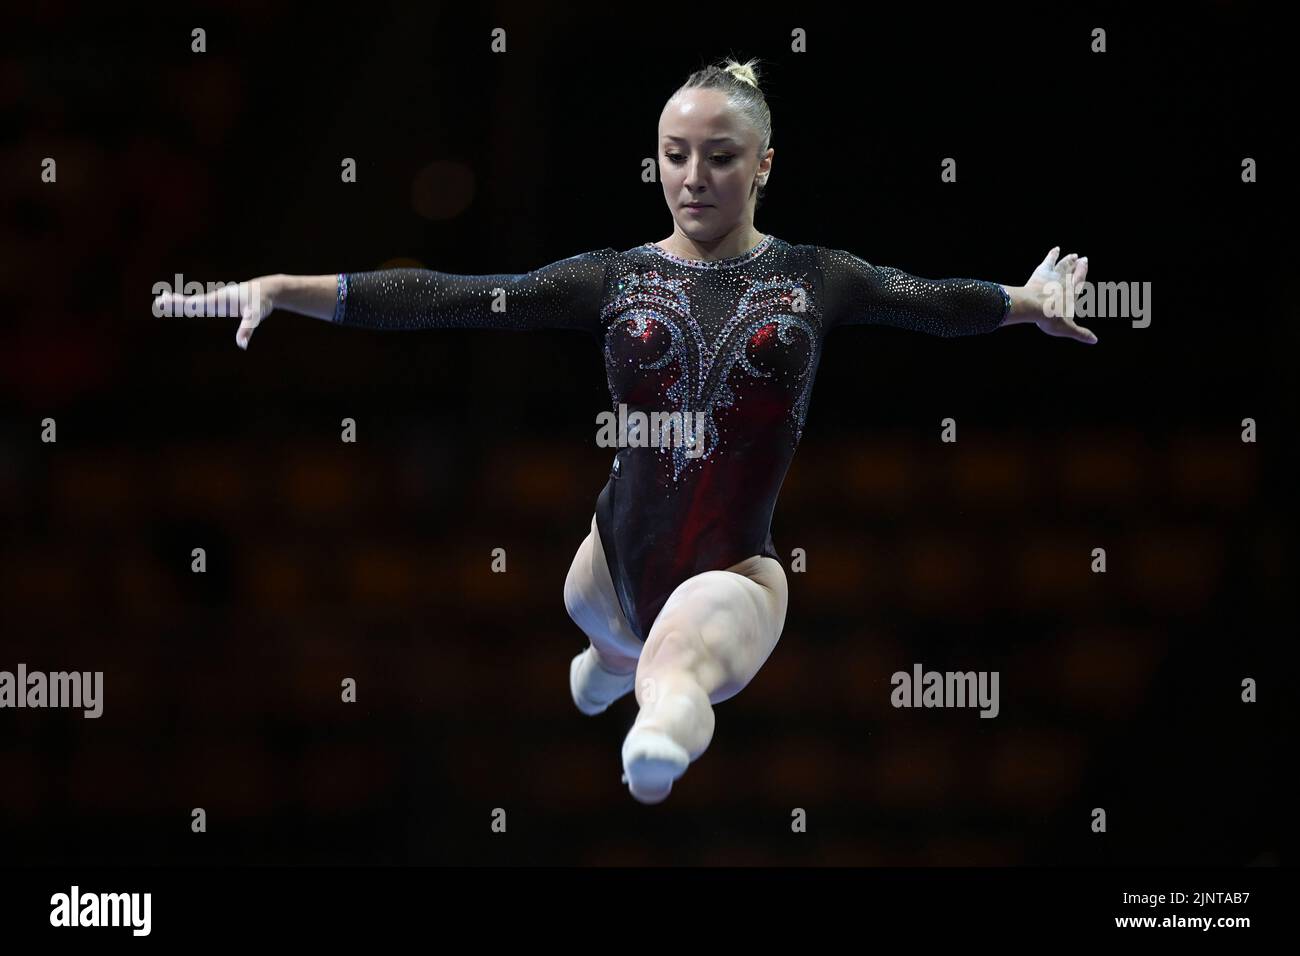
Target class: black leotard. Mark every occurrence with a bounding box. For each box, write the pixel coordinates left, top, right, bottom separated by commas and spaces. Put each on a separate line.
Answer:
331, 236, 1010, 640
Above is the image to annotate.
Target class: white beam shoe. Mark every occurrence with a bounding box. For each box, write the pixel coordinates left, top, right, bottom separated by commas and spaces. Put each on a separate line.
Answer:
621, 727, 689, 804
569, 646, 637, 716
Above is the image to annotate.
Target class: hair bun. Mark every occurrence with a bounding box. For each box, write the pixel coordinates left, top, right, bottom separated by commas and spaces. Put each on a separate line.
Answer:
723, 58, 761, 89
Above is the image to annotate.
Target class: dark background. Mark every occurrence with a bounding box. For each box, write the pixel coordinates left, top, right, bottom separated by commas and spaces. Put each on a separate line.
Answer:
1, 3, 1293, 865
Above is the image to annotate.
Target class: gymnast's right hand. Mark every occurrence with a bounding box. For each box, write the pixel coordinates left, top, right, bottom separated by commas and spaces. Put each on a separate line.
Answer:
153, 275, 283, 350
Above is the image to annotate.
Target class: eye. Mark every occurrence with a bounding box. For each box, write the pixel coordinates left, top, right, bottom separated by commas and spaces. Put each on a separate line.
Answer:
663, 152, 736, 165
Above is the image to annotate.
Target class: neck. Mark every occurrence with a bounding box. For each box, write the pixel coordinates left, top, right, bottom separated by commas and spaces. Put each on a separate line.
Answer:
660, 223, 765, 261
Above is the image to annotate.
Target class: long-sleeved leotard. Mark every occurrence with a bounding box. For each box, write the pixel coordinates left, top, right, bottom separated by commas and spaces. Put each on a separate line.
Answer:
333, 236, 1010, 641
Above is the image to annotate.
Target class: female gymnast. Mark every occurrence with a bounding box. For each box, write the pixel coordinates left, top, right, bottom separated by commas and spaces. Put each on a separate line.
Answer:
158, 57, 1095, 805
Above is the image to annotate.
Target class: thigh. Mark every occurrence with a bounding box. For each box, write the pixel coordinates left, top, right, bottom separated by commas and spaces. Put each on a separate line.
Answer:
639, 554, 789, 705
563, 514, 645, 662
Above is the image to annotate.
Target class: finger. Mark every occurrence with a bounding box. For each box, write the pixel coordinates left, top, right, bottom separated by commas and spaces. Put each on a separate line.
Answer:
1058, 252, 1078, 276
153, 291, 202, 317
1043, 245, 1060, 269
236, 305, 259, 350
1063, 318, 1098, 345
1073, 256, 1088, 285
155, 284, 244, 318
162, 287, 214, 318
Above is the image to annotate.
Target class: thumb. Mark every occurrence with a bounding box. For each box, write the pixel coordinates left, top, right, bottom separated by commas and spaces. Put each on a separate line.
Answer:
236, 305, 259, 350
1062, 318, 1098, 345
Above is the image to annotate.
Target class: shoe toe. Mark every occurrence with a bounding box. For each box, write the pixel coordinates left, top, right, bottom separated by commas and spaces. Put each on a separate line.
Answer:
622, 728, 689, 803
570, 651, 610, 715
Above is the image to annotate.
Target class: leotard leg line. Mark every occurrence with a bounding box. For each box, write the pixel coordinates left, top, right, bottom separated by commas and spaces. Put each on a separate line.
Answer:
594, 476, 643, 641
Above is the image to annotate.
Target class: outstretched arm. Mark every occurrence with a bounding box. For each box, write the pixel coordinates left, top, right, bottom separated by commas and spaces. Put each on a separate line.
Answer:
817, 246, 1010, 337
817, 245, 1096, 344
327, 251, 613, 333
156, 249, 615, 350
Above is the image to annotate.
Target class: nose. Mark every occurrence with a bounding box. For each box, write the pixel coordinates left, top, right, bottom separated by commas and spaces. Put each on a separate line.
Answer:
683, 154, 707, 191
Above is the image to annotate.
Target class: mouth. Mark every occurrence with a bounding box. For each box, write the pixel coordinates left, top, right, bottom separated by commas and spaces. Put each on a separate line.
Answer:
683, 203, 713, 212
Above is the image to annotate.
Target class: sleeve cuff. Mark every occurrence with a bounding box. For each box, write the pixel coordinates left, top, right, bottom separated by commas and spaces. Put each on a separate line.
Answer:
331, 273, 348, 324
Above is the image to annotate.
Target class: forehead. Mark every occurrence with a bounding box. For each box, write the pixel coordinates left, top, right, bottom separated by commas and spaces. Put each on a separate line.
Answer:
659, 89, 748, 140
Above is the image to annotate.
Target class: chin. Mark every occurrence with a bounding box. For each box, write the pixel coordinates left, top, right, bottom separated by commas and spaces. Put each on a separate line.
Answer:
677, 218, 733, 240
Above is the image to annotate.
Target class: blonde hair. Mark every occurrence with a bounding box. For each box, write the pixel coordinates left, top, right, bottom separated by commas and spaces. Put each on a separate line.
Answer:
670, 56, 773, 206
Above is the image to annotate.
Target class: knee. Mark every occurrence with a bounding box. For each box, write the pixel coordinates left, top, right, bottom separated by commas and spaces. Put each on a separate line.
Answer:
643, 625, 702, 666
642, 622, 733, 690
562, 567, 581, 623
665, 583, 748, 662
562, 544, 593, 625
562, 574, 582, 627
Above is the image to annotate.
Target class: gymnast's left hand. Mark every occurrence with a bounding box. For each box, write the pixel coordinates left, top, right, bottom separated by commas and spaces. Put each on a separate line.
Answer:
1022, 246, 1097, 345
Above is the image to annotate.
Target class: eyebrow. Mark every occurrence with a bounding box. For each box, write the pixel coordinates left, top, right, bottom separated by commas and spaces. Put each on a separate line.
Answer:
662, 136, 740, 146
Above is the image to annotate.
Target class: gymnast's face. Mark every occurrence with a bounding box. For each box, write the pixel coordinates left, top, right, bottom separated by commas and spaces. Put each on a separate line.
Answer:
658, 88, 772, 242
